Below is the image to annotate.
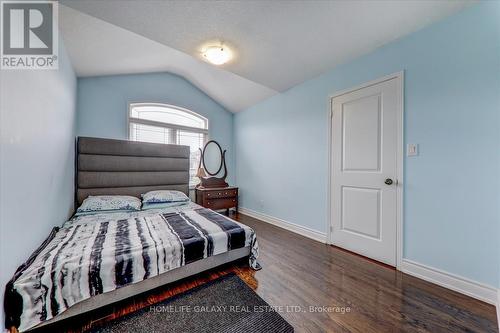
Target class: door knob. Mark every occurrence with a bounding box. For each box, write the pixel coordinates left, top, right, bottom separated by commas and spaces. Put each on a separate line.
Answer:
384, 178, 394, 185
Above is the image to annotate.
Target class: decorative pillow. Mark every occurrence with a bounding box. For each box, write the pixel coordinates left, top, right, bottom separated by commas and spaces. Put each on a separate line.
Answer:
141, 201, 189, 210
141, 190, 190, 204
76, 195, 141, 215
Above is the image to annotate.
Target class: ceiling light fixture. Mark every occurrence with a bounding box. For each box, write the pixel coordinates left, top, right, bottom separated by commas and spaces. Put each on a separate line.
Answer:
203, 45, 232, 65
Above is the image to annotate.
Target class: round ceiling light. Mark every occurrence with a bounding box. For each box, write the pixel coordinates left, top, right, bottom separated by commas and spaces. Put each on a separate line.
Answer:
203, 45, 232, 65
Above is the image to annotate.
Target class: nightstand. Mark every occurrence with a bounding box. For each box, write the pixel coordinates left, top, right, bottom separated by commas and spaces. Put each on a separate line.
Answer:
195, 186, 238, 215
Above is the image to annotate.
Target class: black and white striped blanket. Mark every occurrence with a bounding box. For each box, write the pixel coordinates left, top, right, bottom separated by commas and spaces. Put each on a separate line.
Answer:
4, 206, 259, 332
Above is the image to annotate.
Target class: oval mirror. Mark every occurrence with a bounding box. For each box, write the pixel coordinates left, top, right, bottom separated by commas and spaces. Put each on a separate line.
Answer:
202, 140, 223, 176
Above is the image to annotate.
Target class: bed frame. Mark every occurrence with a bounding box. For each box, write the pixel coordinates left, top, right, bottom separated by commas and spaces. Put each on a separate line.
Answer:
29, 137, 251, 330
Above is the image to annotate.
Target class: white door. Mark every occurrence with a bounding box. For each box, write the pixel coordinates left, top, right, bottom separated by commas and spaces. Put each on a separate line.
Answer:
330, 76, 401, 266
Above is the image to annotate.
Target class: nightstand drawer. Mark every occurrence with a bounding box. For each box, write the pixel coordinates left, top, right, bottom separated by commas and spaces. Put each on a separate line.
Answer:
206, 198, 237, 210
195, 187, 238, 215
206, 189, 237, 199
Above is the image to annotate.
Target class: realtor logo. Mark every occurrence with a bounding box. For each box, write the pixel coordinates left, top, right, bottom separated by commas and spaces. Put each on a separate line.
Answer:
1, 0, 58, 69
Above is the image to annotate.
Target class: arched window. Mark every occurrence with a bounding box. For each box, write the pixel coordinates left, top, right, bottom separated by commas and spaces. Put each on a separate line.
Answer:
129, 103, 208, 186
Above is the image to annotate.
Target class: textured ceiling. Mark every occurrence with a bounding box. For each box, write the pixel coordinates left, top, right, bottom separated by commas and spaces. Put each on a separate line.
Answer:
59, 5, 276, 112
60, 0, 474, 111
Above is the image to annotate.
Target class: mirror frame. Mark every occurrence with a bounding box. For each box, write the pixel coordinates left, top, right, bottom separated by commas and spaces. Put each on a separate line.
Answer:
202, 140, 223, 176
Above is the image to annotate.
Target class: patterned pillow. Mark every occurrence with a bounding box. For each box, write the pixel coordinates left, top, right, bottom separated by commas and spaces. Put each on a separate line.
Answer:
76, 195, 141, 215
141, 190, 190, 204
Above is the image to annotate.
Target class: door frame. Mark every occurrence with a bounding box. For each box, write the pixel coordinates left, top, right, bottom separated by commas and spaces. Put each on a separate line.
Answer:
326, 71, 404, 270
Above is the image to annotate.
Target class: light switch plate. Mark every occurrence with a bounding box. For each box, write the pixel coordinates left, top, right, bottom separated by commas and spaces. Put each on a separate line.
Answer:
407, 144, 418, 156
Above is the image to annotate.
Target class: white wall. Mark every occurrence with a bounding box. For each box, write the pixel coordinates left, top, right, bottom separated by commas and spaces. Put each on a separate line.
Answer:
0, 42, 77, 328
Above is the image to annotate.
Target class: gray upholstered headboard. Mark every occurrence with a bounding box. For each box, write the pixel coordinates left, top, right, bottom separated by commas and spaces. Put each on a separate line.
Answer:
76, 137, 190, 205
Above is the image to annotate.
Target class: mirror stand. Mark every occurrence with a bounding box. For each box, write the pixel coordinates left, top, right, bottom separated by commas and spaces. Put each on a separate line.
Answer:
196, 140, 229, 188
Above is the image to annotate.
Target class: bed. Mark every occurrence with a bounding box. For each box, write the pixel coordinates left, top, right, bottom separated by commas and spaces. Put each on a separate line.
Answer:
4, 137, 259, 332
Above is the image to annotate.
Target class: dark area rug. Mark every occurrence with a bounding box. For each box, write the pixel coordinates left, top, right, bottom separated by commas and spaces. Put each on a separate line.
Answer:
89, 273, 294, 333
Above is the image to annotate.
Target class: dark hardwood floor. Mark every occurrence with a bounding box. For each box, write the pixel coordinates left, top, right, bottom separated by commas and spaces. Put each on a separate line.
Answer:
34, 213, 498, 333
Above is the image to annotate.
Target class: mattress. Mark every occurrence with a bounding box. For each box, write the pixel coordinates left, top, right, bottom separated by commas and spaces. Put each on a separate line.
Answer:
4, 203, 259, 332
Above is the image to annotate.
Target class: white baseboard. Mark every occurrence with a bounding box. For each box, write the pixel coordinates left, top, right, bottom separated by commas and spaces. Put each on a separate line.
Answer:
240, 208, 499, 311
238, 207, 327, 243
401, 259, 498, 305
497, 290, 500, 333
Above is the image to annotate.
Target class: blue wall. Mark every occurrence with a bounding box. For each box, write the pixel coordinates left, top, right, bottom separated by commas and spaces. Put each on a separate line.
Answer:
77, 73, 235, 184
234, 2, 500, 287
0, 42, 77, 325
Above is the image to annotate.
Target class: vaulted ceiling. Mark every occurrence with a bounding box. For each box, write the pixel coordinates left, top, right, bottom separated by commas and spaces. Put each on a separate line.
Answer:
60, 0, 474, 112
